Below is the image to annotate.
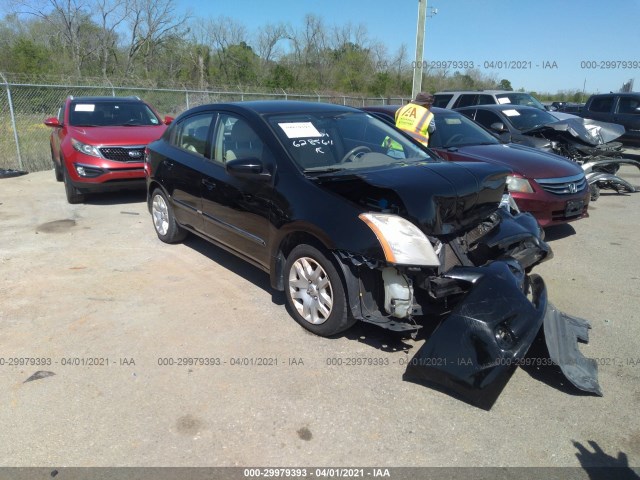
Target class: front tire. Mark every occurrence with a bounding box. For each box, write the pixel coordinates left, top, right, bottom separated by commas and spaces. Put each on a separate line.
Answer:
52, 148, 63, 182
284, 244, 355, 336
63, 166, 85, 204
151, 188, 187, 243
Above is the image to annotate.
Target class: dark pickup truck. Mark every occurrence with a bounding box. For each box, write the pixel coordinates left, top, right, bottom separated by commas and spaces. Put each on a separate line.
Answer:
579, 93, 640, 147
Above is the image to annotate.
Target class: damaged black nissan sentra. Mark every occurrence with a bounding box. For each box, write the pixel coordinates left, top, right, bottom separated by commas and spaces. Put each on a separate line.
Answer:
145, 101, 601, 407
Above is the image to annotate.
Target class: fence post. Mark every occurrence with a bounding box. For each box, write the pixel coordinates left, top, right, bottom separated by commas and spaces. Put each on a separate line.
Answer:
185, 86, 190, 110
282, 89, 287, 101
0, 72, 23, 170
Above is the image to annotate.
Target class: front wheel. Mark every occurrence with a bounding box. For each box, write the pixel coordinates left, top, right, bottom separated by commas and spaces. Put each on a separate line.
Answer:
150, 188, 187, 243
52, 148, 63, 182
63, 166, 85, 204
284, 244, 355, 336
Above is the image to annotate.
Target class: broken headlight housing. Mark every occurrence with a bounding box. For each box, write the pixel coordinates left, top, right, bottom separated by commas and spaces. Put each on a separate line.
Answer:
359, 213, 440, 266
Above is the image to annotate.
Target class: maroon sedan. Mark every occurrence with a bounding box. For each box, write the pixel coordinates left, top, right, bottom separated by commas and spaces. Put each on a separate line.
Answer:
363, 105, 589, 227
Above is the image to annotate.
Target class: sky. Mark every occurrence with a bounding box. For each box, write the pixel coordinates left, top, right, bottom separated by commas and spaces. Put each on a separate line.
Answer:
175, 0, 640, 94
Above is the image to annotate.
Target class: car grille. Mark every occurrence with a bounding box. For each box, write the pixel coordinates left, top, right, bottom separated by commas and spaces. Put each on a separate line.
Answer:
535, 173, 587, 195
99, 146, 145, 162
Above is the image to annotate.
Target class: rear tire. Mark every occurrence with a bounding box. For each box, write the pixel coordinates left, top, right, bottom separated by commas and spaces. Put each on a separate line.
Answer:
63, 166, 85, 204
284, 244, 355, 337
590, 183, 600, 202
150, 188, 187, 243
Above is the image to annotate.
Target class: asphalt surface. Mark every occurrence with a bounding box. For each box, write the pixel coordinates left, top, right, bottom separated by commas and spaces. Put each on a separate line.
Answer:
0, 160, 639, 471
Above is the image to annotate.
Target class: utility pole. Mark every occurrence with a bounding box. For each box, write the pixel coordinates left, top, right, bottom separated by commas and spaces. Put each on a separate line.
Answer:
411, 0, 427, 100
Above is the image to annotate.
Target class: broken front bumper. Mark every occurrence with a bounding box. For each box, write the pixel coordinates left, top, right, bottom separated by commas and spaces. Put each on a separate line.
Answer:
403, 260, 602, 409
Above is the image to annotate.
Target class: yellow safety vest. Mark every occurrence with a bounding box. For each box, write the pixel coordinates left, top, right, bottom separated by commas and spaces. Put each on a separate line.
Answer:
395, 103, 434, 146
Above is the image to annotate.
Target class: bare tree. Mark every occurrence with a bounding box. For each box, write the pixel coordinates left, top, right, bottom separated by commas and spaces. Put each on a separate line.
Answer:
255, 22, 288, 64
94, 0, 127, 78
123, 0, 189, 77
202, 16, 247, 84
11, 0, 91, 76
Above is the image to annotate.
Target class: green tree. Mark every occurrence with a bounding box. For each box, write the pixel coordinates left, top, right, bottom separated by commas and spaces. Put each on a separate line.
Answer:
498, 79, 513, 91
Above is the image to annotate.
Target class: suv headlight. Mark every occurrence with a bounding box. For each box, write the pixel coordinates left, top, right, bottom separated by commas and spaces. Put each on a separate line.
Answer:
359, 213, 440, 266
506, 175, 533, 193
71, 138, 101, 158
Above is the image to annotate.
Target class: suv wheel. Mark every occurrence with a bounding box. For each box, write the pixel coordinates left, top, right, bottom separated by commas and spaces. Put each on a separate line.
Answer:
63, 165, 85, 204
151, 188, 187, 243
52, 148, 63, 182
284, 244, 355, 336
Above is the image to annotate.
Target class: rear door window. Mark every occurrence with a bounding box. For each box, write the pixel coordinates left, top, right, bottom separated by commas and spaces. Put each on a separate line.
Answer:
589, 96, 615, 113
433, 94, 453, 108
474, 109, 504, 129
453, 94, 477, 108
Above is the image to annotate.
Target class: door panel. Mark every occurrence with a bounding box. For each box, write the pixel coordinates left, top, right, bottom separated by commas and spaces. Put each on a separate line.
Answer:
200, 114, 273, 268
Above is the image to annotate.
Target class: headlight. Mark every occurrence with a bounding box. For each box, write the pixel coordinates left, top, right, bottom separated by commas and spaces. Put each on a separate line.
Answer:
359, 213, 440, 266
71, 138, 101, 157
506, 175, 533, 193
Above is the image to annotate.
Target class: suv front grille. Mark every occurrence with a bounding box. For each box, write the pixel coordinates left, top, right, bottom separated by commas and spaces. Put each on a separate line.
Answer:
535, 173, 587, 195
99, 146, 145, 162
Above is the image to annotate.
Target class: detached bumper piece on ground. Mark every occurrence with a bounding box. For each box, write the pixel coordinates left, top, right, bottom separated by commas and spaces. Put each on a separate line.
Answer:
403, 267, 602, 409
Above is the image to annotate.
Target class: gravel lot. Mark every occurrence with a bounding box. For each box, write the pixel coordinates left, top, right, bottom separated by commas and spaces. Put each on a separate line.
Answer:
0, 159, 639, 472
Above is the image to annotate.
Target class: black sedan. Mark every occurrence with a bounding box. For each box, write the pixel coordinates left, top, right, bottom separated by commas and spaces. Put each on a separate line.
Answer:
145, 101, 600, 407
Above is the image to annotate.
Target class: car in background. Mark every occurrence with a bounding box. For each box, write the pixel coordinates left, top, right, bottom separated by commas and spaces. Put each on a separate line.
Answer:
145, 100, 599, 407
433, 90, 546, 110
550, 101, 584, 114
362, 105, 589, 227
454, 104, 565, 148
44, 95, 172, 203
578, 92, 640, 147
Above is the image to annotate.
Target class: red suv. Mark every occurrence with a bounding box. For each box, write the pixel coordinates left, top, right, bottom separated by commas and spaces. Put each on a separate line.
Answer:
44, 96, 172, 203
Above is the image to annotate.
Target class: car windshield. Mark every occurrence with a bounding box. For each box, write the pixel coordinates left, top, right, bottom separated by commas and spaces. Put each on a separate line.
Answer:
501, 107, 558, 132
267, 111, 434, 172
495, 93, 546, 110
429, 112, 500, 148
69, 101, 161, 127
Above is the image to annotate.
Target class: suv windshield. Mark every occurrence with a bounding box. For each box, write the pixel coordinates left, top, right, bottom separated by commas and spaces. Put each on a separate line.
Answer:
69, 100, 161, 127
502, 107, 558, 131
268, 111, 434, 172
429, 112, 501, 148
495, 93, 546, 110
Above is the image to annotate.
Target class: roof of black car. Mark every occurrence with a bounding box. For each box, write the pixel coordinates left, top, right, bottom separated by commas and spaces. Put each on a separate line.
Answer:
229, 100, 360, 115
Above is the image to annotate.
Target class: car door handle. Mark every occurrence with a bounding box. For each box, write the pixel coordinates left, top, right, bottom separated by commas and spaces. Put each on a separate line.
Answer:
165, 161, 174, 169
202, 179, 216, 190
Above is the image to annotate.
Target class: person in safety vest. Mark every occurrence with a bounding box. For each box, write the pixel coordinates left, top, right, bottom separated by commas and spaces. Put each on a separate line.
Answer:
395, 92, 435, 146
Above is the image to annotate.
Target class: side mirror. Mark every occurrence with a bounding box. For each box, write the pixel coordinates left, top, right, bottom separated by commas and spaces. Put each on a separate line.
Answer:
44, 117, 61, 128
164, 116, 174, 125
490, 122, 507, 133
226, 157, 271, 181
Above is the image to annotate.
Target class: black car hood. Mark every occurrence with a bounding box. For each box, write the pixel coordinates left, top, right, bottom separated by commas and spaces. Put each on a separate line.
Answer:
526, 117, 624, 146
313, 160, 509, 236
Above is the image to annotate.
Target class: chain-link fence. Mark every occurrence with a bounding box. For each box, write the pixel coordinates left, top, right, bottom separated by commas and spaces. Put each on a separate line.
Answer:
0, 74, 409, 173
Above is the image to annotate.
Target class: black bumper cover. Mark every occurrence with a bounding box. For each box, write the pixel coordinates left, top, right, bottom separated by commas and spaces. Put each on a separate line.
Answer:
403, 261, 602, 409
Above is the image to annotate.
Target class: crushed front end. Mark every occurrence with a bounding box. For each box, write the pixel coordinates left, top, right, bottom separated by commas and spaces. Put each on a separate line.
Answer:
334, 205, 601, 408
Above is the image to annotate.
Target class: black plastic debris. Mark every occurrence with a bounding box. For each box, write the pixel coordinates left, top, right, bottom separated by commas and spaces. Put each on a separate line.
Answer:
0, 168, 28, 179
